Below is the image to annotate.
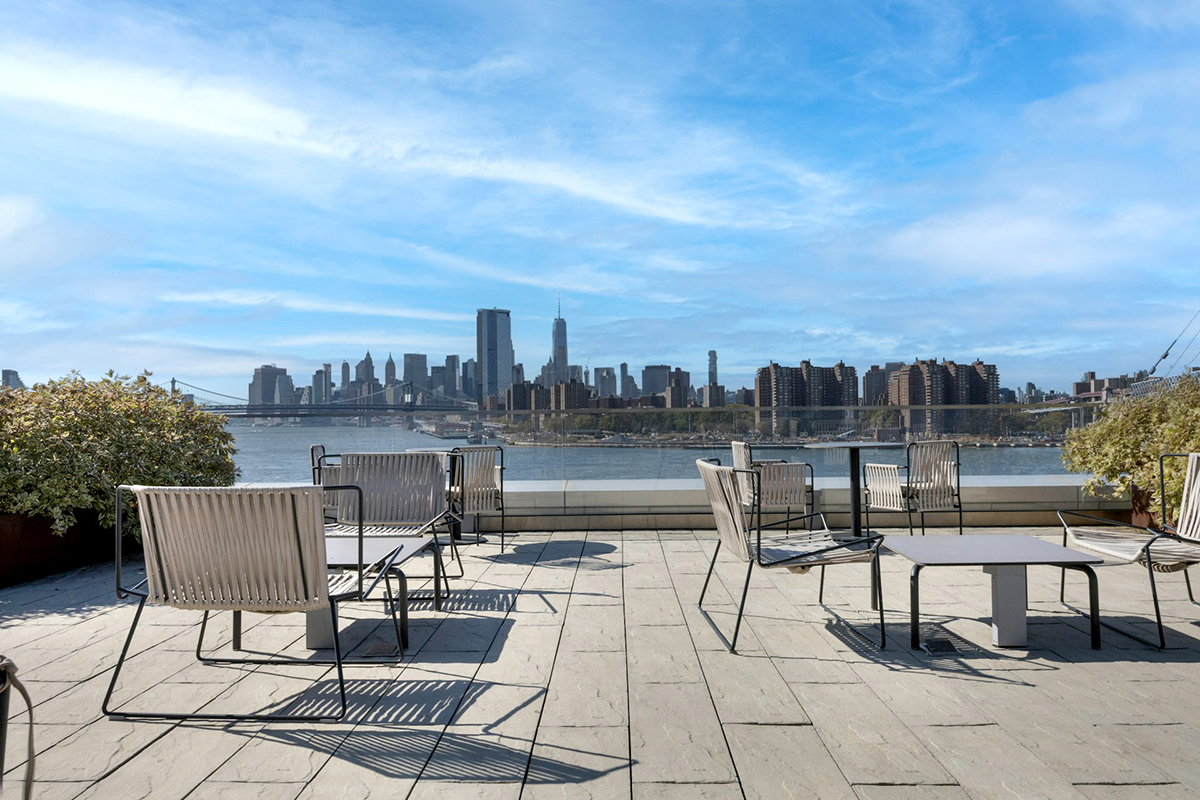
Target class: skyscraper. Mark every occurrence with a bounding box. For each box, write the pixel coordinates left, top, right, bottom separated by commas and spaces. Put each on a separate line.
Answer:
403, 354, 428, 389
476, 309, 514, 404
340, 361, 350, 389
594, 367, 617, 397
462, 358, 476, 398
552, 306, 569, 385
385, 353, 397, 385
1, 369, 25, 389
619, 363, 629, 397
444, 355, 461, 395
642, 365, 672, 396
312, 364, 333, 404
708, 350, 718, 386
249, 365, 289, 405
355, 352, 376, 384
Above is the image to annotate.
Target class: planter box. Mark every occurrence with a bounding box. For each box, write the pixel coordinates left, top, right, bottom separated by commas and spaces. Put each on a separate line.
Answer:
0, 512, 133, 588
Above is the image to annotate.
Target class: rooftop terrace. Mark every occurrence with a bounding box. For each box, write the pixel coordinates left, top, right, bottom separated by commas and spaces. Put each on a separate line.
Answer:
5, 527, 1200, 799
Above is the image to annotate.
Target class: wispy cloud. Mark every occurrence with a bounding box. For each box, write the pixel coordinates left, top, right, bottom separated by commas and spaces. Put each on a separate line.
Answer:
158, 290, 472, 322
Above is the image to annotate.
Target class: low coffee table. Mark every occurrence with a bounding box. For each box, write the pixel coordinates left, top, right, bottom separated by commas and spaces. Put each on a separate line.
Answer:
882, 534, 1102, 650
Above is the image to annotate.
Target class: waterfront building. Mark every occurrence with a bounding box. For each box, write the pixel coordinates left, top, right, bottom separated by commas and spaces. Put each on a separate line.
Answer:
273, 372, 297, 404
476, 309, 514, 405
385, 353, 397, 386
430, 366, 446, 394
669, 368, 691, 398
594, 367, 618, 398
1, 369, 25, 389
506, 380, 551, 412
551, 378, 589, 410
642, 365, 671, 396
403, 353, 427, 390
862, 365, 889, 406
1072, 370, 1149, 399
552, 311, 569, 385
444, 355, 461, 395
703, 383, 726, 407
889, 358, 999, 435
708, 350, 718, 386
754, 361, 858, 434
665, 378, 686, 408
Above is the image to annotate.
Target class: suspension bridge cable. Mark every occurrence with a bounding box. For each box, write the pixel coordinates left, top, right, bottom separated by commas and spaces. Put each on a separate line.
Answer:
172, 381, 250, 403
1149, 307, 1200, 376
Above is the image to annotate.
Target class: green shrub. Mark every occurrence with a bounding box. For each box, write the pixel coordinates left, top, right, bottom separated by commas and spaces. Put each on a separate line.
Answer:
0, 372, 238, 534
1063, 375, 1200, 524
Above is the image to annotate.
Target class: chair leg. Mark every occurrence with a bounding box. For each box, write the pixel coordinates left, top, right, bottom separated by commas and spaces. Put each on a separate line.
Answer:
195, 609, 210, 661
105, 596, 348, 722
1146, 556, 1167, 650
1185, 566, 1199, 606
397, 572, 410, 649
233, 611, 242, 650
906, 505, 915, 536
785, 507, 791, 538
102, 594, 147, 717
384, 574, 405, 655
957, 502, 964, 536
818, 564, 826, 603
920, 511, 926, 537
698, 540, 722, 607
729, 560, 754, 653
874, 555, 886, 648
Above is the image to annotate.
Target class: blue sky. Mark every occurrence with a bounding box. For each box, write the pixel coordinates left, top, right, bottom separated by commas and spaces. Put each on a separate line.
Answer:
2, 0, 1198, 397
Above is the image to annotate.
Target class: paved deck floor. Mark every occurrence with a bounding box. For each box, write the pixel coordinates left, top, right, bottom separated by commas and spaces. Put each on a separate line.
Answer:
5, 527, 1200, 799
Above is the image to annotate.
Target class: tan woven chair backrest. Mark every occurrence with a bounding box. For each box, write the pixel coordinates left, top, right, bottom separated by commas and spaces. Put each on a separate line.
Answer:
454, 446, 500, 514
730, 441, 755, 498
909, 441, 957, 510
336, 451, 448, 526
698, 459, 752, 563
1177, 453, 1200, 541
133, 486, 329, 613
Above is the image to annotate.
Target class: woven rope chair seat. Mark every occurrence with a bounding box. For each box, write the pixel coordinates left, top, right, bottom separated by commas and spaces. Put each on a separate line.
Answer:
1067, 526, 1200, 572
756, 533, 876, 570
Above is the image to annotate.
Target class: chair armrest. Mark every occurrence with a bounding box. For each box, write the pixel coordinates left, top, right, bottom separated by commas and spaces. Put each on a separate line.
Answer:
1056, 509, 1156, 535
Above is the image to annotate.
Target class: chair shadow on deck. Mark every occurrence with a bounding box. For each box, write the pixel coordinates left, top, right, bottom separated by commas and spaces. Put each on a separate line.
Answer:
235, 677, 628, 785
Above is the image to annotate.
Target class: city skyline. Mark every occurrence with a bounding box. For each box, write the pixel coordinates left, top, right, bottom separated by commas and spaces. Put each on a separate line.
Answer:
2, 3, 1198, 397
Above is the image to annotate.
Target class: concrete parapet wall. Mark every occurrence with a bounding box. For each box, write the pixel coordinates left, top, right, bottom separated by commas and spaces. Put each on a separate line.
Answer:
475, 475, 1130, 532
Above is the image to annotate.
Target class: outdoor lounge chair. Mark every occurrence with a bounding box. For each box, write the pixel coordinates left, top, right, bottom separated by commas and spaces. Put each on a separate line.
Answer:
321, 451, 461, 587
696, 459, 885, 652
1058, 453, 1200, 648
104, 484, 409, 722
449, 445, 506, 551
730, 441, 814, 533
863, 441, 963, 535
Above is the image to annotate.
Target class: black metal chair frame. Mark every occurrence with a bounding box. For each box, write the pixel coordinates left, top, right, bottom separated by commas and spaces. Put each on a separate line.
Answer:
697, 463, 886, 653
315, 449, 462, 588
864, 441, 963, 536
448, 445, 506, 551
1058, 454, 1200, 649
741, 442, 816, 534
103, 484, 392, 723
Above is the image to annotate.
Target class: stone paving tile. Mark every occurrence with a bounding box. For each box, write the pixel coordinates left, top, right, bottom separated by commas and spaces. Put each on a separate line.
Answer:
854, 787, 969, 800
522, 725, 630, 799
1076, 785, 1195, 799
72, 722, 252, 800
626, 625, 703, 684
1110, 724, 1200, 794
915, 724, 1088, 799
541, 650, 627, 728
558, 605, 624, 653
629, 681, 735, 784
24, 719, 176, 783
723, 722, 856, 799
632, 783, 742, 799
698, 651, 808, 725
790, 682, 953, 786
409, 781, 522, 799
207, 723, 354, 783
623, 588, 685, 627
294, 724, 440, 798
188, 782, 305, 799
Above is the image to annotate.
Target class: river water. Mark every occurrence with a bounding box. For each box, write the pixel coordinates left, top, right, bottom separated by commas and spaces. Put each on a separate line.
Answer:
229, 422, 1069, 483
